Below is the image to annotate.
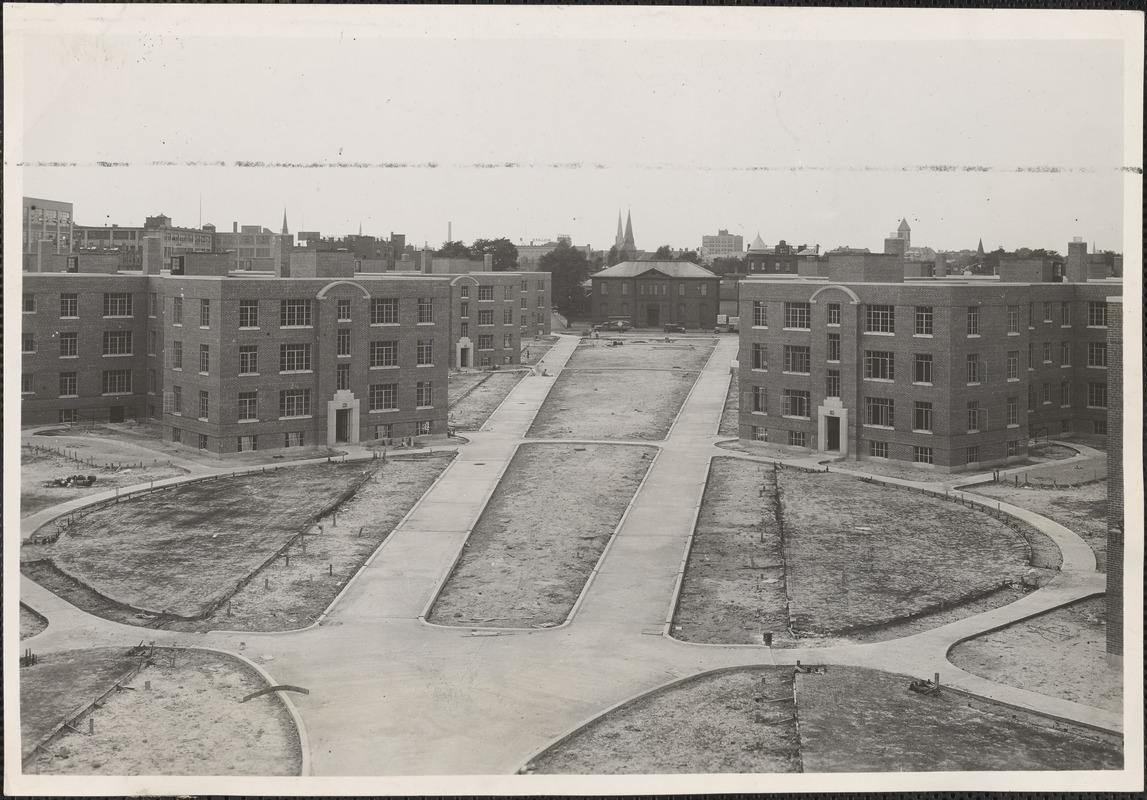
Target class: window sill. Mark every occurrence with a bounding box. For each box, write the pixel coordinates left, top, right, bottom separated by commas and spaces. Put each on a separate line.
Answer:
826, 359, 841, 364
912, 429, 933, 435
337, 354, 351, 359
783, 415, 812, 421
369, 408, 399, 414
102, 353, 134, 358
751, 367, 768, 373
199, 372, 209, 377
967, 334, 981, 339
279, 325, 313, 330
1007, 423, 1020, 429
1007, 331, 1021, 336
370, 365, 398, 370
239, 326, 260, 331
752, 325, 768, 330
751, 410, 768, 416
1007, 377, 1020, 382
827, 323, 840, 328
912, 381, 933, 387
278, 415, 314, 421
416, 322, 435, 326
239, 372, 260, 377
1086, 364, 1107, 369
967, 382, 981, 387
783, 371, 811, 376
279, 370, 314, 375
371, 322, 400, 327
238, 418, 260, 424
102, 392, 134, 397
864, 331, 895, 336
783, 327, 811, 332
60, 315, 79, 320
864, 377, 894, 383
416, 363, 434, 367
862, 424, 894, 430
199, 326, 211, 331
416, 405, 434, 410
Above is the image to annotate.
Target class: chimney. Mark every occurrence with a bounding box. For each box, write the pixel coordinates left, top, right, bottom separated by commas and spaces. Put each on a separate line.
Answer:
142, 236, 163, 275
483, 253, 493, 271
1065, 237, 1088, 282
934, 253, 947, 277
233, 221, 238, 233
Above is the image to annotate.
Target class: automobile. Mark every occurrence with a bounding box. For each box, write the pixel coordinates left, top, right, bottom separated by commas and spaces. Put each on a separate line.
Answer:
594, 320, 631, 332
663, 323, 685, 333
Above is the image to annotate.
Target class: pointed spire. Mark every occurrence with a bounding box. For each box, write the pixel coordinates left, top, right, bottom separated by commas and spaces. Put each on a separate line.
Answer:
623, 210, 635, 249
898, 218, 911, 233
281, 209, 289, 235
359, 221, 363, 237
977, 238, 985, 256
748, 232, 768, 252
615, 212, 624, 249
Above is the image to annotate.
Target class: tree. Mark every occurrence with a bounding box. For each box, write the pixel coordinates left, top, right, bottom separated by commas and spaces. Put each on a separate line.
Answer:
435, 240, 471, 258
709, 256, 746, 276
654, 245, 673, 259
539, 240, 590, 317
678, 250, 700, 264
471, 238, 519, 271
607, 245, 621, 267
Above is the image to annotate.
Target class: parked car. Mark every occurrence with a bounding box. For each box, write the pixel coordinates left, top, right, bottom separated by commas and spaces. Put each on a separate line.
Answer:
663, 323, 685, 333
594, 320, 631, 332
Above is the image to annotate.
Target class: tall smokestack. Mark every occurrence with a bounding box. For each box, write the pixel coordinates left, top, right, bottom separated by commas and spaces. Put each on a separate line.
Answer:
448, 222, 452, 243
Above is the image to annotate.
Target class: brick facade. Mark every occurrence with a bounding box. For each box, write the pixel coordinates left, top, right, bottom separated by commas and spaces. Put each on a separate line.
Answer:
591, 262, 720, 329
1105, 296, 1123, 656
448, 272, 552, 370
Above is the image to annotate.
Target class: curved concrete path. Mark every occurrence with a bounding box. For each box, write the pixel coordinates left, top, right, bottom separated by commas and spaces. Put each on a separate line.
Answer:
19, 333, 1121, 778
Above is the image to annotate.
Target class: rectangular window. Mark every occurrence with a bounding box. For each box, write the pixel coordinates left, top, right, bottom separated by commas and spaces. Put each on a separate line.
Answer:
478, 309, 494, 325
1043, 301, 1053, 322
337, 329, 351, 357
199, 344, 210, 374
783, 345, 811, 374
752, 427, 768, 442
417, 297, 433, 323
372, 298, 398, 324
279, 343, 312, 372
198, 434, 209, 451
826, 370, 840, 398
172, 385, 182, 415
966, 446, 980, 464
913, 401, 933, 432
864, 397, 894, 427
1028, 388, 1035, 412
238, 435, 258, 453
103, 293, 133, 317
172, 296, 183, 325
336, 363, 351, 391
784, 302, 811, 329
60, 409, 79, 424
239, 300, 259, 328
678, 284, 685, 296
966, 306, 980, 335
1087, 382, 1107, 408
461, 286, 470, 299
1007, 396, 1019, 426
700, 284, 709, 296
827, 303, 841, 325
866, 304, 895, 333
239, 345, 258, 375
914, 306, 933, 335
913, 446, 934, 465
1007, 440, 1019, 457
280, 299, 312, 327
1006, 305, 1020, 334
238, 391, 258, 421
370, 340, 398, 368
753, 385, 767, 413
100, 331, 132, 356
59, 332, 77, 357
909, 353, 931, 385
374, 423, 392, 440
416, 339, 433, 365
967, 400, 981, 432
753, 301, 767, 327
1061, 341, 1072, 366
20, 293, 34, 313
782, 389, 810, 418
1093, 420, 1107, 435
1042, 382, 1052, 403
478, 334, 494, 350
1027, 302, 1034, 328
460, 323, 469, 338
1060, 381, 1071, 407
503, 333, 513, 349
59, 372, 77, 397
416, 381, 433, 408
102, 369, 133, 395
279, 388, 312, 418
1006, 351, 1019, 380
827, 333, 841, 362
338, 299, 352, 321
478, 286, 494, 301
751, 343, 768, 370
198, 390, 210, 420
1060, 302, 1071, 326
1042, 341, 1052, 363
504, 308, 514, 325
147, 330, 157, 357
170, 341, 184, 370
200, 299, 211, 328
788, 430, 806, 447
967, 353, 981, 384
1088, 301, 1108, 327
621, 284, 628, 296
1028, 343, 1034, 370
1088, 342, 1107, 367
864, 351, 895, 381
60, 293, 78, 318
369, 383, 397, 411
870, 441, 889, 458
460, 302, 470, 319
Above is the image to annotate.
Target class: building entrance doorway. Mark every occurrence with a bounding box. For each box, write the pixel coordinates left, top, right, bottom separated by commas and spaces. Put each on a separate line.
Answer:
109, 406, 125, 423
459, 347, 471, 368
826, 416, 840, 451
646, 305, 660, 327
335, 408, 350, 443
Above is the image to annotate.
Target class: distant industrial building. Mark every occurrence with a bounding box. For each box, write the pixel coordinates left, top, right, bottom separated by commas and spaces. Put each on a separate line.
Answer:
700, 229, 743, 262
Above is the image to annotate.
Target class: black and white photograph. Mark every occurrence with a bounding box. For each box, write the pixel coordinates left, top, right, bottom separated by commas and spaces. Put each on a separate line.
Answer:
4, 4, 1143, 795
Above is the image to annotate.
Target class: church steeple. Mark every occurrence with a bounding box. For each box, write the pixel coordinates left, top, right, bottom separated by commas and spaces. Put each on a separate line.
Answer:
615, 212, 624, 250
623, 210, 635, 250
281, 210, 289, 235
977, 238, 985, 256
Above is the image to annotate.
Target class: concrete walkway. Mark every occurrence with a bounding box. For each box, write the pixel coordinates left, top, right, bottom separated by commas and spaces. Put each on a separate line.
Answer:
19, 333, 1122, 777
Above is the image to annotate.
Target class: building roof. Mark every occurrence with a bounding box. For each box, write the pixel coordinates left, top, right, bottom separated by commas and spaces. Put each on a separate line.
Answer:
898, 218, 911, 232
747, 233, 769, 252
593, 260, 718, 279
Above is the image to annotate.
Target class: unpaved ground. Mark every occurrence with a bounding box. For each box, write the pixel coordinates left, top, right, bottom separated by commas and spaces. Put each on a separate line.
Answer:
563, 338, 715, 371
21, 605, 48, 640
949, 597, 1121, 712
520, 335, 559, 365
718, 370, 739, 437
528, 370, 700, 440
530, 668, 800, 774
21, 447, 188, 518
428, 443, 656, 627
24, 648, 300, 776
449, 371, 526, 431
796, 666, 1121, 772
969, 480, 1108, 571
30, 462, 379, 618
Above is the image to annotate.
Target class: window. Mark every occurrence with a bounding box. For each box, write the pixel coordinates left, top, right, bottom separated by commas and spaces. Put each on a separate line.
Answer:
59, 332, 77, 357
1006, 305, 1020, 334
417, 420, 432, 436
238, 345, 258, 375
1042, 341, 1052, 363
1060, 381, 1071, 406
416, 381, 433, 408
1007, 440, 1019, 457
279, 343, 312, 372
461, 286, 470, 299
65, 256, 79, 273
966, 446, 980, 464
102, 369, 133, 395
478, 286, 494, 301
782, 389, 810, 418
478, 309, 494, 325
827, 333, 841, 362
1093, 419, 1107, 435
172, 296, 183, 325
1042, 382, 1052, 404
1088, 342, 1107, 367
700, 283, 709, 296
913, 446, 934, 465
967, 400, 981, 432
59, 372, 77, 397
621, 284, 628, 296
416, 339, 433, 365
480, 355, 491, 367
866, 304, 895, 333
1060, 302, 1071, 326
279, 388, 311, 418
1061, 341, 1072, 366
147, 330, 157, 357
914, 306, 933, 336
22, 333, 36, 353
966, 306, 980, 335
238, 391, 258, 421
59, 409, 79, 424
417, 297, 433, 323
172, 385, 182, 415
1042, 301, 1053, 322
503, 333, 513, 349
913, 402, 933, 432
1027, 302, 1035, 328
239, 300, 259, 328
504, 308, 514, 325
460, 302, 470, 318
200, 433, 210, 450
370, 340, 397, 368
22, 293, 35, 313
753, 385, 767, 413
751, 343, 768, 370
864, 351, 895, 381
788, 431, 806, 447
967, 353, 981, 384
1027, 343, 1034, 370
59, 292, 79, 318
200, 299, 211, 328
826, 370, 840, 398
336, 363, 351, 391
784, 345, 811, 374
784, 302, 811, 329
869, 440, 889, 458
238, 435, 258, 453
1087, 382, 1107, 408
864, 397, 894, 427
338, 299, 352, 321
1087, 300, 1105, 325
1028, 388, 1035, 412
1006, 396, 1019, 426
198, 344, 210, 374
678, 284, 685, 296
478, 334, 493, 350
372, 298, 398, 324
337, 329, 351, 357
752, 427, 768, 442
374, 423, 392, 440
280, 299, 312, 327
827, 303, 841, 325
103, 293, 133, 317
753, 301, 768, 327
369, 383, 397, 411
198, 390, 210, 419
460, 323, 469, 338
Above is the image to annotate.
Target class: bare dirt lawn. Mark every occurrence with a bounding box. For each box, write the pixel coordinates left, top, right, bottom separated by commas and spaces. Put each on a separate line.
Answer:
528, 370, 701, 440
718, 369, 739, 437
21, 447, 188, 518
24, 648, 300, 776
796, 666, 1121, 771
449, 371, 526, 431
529, 668, 799, 774
564, 338, 715, 371
428, 443, 656, 627
948, 596, 1121, 712
21, 605, 48, 640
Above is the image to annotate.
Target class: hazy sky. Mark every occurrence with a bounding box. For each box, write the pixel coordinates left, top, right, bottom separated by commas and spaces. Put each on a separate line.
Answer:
7, 6, 1139, 254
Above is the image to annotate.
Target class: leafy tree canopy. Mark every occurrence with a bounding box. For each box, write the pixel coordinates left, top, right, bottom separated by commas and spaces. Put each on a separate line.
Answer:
654, 245, 673, 259
471, 238, 519, 271
435, 240, 472, 258
539, 240, 590, 317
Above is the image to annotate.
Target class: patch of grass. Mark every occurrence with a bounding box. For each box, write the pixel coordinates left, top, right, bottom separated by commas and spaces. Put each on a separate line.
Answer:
20, 605, 48, 640
449, 372, 525, 431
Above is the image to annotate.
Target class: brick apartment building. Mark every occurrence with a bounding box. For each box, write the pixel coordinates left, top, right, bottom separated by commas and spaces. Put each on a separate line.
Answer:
737, 246, 1121, 472
590, 261, 720, 329
1105, 296, 1123, 658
